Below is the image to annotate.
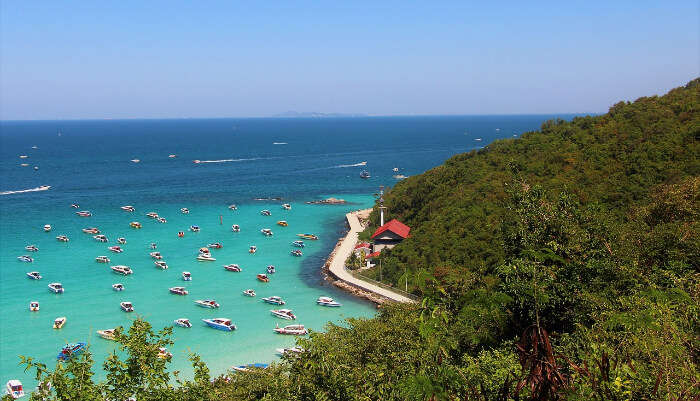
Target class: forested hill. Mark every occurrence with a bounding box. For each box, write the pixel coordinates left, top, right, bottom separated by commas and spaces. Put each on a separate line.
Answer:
366, 78, 699, 287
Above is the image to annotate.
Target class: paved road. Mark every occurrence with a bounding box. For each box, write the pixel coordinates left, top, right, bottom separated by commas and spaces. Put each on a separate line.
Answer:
327, 210, 416, 303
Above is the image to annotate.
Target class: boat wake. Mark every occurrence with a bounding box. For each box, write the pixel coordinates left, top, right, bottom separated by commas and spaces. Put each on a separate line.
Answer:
193, 158, 262, 164
333, 161, 367, 168
0, 185, 51, 196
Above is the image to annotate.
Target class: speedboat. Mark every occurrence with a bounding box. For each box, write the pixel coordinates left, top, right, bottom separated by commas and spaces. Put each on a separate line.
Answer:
242, 289, 256, 297
57, 342, 86, 360
150, 242, 157, 249
270, 309, 296, 320
70, 203, 79, 208
150, 251, 162, 259
199, 247, 210, 254
93, 234, 108, 242
261, 228, 273, 236
275, 346, 304, 357
120, 301, 134, 312
169, 286, 188, 295
121, 205, 135, 212
292, 240, 305, 248
393, 167, 399, 172
317, 296, 342, 307
260, 210, 271, 216
169, 154, 177, 158
249, 245, 257, 254
190, 225, 200, 232
53, 316, 67, 329
48, 282, 64, 293
208, 242, 223, 249
194, 299, 220, 308
43, 224, 52, 232
231, 224, 240, 232
109, 246, 123, 253
97, 328, 118, 341
116, 237, 127, 244
5, 379, 25, 399
26, 271, 42, 280
262, 295, 285, 305
111, 265, 133, 275
112, 283, 125, 291
282, 203, 291, 210
157, 217, 167, 223
223, 264, 241, 272
197, 253, 216, 261
25, 244, 39, 252
273, 324, 308, 335
276, 220, 288, 227
131, 159, 140, 163
56, 235, 69, 242
157, 347, 172, 359
202, 318, 236, 331
29, 301, 40, 311
174, 318, 192, 328
232, 363, 268, 372
154, 260, 168, 269
297, 233, 319, 240
267, 265, 276, 274
359, 170, 371, 179
146, 212, 159, 219
177, 231, 184, 237
256, 273, 269, 282
95, 255, 110, 263
180, 207, 189, 214
228, 204, 238, 210
290, 250, 303, 257
130, 221, 142, 229
17, 255, 33, 262
76, 211, 92, 217
82, 227, 100, 234
182, 271, 192, 281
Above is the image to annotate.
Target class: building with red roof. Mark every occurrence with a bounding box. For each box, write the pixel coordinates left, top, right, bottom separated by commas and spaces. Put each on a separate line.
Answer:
371, 219, 410, 252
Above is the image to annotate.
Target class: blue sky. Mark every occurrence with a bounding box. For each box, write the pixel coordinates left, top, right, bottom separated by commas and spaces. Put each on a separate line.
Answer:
1, 1, 698, 120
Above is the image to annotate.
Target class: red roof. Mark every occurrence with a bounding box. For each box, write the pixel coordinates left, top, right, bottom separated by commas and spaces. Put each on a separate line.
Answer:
354, 242, 371, 250
366, 251, 381, 259
371, 219, 410, 239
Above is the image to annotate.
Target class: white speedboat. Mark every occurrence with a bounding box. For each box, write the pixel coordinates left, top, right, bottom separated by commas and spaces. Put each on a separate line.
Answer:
169, 286, 188, 295
194, 299, 220, 308
208, 242, 223, 249
43, 224, 52, 232
182, 271, 192, 281
242, 289, 256, 297
5, 379, 25, 399
97, 328, 118, 341
112, 283, 125, 291
82, 227, 100, 234
26, 271, 42, 280
174, 318, 192, 328
146, 212, 159, 219
223, 264, 241, 272
270, 309, 296, 320
202, 318, 236, 331
393, 167, 399, 172
116, 237, 126, 244
231, 224, 240, 232
359, 170, 371, 179
150, 251, 162, 259
290, 250, 302, 257
95, 255, 110, 263
232, 363, 268, 372
120, 301, 134, 312
275, 346, 304, 357
53, 316, 67, 329
131, 159, 140, 163
121, 205, 135, 212
76, 210, 92, 217
292, 240, 305, 248
130, 221, 142, 229
70, 203, 79, 208
25, 245, 39, 252
108, 246, 123, 253
180, 207, 189, 214
154, 260, 168, 270
249, 245, 257, 254
273, 324, 308, 335
48, 282, 64, 293
199, 247, 210, 254
267, 265, 276, 274
168, 154, 177, 158
93, 234, 108, 242
158, 347, 173, 360
260, 209, 271, 216
317, 296, 342, 307
111, 265, 133, 275
282, 203, 291, 210
56, 235, 69, 242
29, 301, 40, 312
228, 204, 237, 210
17, 255, 33, 262
261, 228, 273, 236
157, 217, 167, 223
189, 225, 200, 232
197, 254, 216, 261
262, 295, 285, 305
150, 242, 157, 249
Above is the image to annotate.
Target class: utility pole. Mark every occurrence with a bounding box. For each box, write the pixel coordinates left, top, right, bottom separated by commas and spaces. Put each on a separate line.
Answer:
378, 185, 387, 226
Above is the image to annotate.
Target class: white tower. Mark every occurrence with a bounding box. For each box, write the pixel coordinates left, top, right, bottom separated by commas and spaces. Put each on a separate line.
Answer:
378, 185, 387, 226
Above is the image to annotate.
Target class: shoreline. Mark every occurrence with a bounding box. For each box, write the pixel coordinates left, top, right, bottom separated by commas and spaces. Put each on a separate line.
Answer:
321, 208, 417, 305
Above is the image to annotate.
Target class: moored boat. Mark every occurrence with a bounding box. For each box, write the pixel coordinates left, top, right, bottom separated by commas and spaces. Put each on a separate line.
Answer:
270, 309, 296, 320
290, 249, 302, 257
53, 316, 67, 329
275, 346, 304, 357
17, 255, 33, 262
48, 282, 64, 293
261, 228, 273, 236
177, 231, 184, 237
174, 318, 192, 328
182, 271, 192, 281
25, 244, 39, 252
232, 363, 268, 372
157, 347, 173, 359
267, 265, 276, 274
260, 209, 271, 216
180, 207, 189, 214
359, 170, 371, 179
120, 301, 134, 312
150, 251, 162, 259
130, 221, 142, 229
93, 234, 108, 242
154, 260, 168, 269
26, 271, 42, 280
197, 253, 216, 261
292, 240, 305, 248
190, 225, 200, 232
249, 245, 257, 254
43, 224, 52, 232
95, 255, 110, 263
202, 318, 236, 331
276, 220, 288, 226
29, 301, 40, 311
108, 246, 123, 253
262, 295, 285, 305
146, 212, 159, 219
82, 227, 100, 234
56, 235, 69, 242
317, 296, 342, 307
57, 342, 86, 360
228, 204, 237, 210
111, 265, 133, 275
169, 286, 188, 295
97, 328, 118, 341
282, 203, 291, 210
121, 205, 135, 212
116, 237, 127, 244
112, 283, 125, 291
195, 299, 220, 308
223, 264, 242, 272
208, 242, 223, 249
297, 233, 319, 240
157, 217, 167, 223
273, 324, 308, 335
242, 289, 256, 297
70, 203, 80, 208
231, 224, 240, 232
256, 273, 269, 282
76, 210, 92, 217
5, 379, 25, 399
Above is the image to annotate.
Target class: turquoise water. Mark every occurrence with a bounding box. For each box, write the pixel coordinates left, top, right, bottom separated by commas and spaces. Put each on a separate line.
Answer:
0, 115, 570, 385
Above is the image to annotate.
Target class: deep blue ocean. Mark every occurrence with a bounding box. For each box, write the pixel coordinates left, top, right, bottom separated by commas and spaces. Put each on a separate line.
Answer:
0, 115, 574, 386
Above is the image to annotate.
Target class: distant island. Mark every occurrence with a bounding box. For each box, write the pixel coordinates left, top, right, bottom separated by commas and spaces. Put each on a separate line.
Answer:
272, 111, 367, 118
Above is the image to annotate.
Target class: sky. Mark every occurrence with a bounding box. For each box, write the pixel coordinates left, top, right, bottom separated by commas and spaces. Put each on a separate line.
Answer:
0, 1, 698, 120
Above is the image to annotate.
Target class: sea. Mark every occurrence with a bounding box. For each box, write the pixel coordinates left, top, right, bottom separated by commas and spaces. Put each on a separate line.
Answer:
0, 115, 575, 387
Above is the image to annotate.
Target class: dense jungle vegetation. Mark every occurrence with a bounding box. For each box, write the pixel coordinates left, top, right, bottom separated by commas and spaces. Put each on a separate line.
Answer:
12, 79, 698, 400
